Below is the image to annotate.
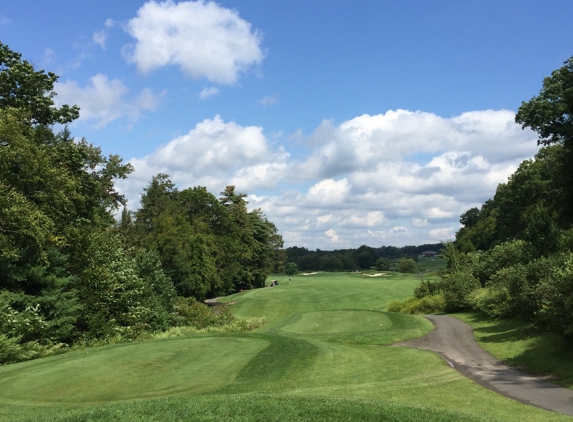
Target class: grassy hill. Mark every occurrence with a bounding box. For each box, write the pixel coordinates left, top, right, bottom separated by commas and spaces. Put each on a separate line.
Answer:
0, 272, 570, 421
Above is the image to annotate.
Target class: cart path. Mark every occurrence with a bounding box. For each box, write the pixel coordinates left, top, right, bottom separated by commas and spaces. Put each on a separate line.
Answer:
393, 315, 573, 416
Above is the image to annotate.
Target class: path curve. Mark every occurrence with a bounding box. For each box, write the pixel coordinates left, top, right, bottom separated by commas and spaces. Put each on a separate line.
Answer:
393, 315, 573, 416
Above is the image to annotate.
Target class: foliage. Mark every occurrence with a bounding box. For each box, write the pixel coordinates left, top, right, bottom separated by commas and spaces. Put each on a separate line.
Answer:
171, 297, 235, 329
515, 56, 573, 148
388, 294, 446, 315
0, 42, 79, 125
374, 257, 392, 271
284, 262, 298, 275
414, 279, 442, 299
397, 258, 418, 274
285, 243, 443, 272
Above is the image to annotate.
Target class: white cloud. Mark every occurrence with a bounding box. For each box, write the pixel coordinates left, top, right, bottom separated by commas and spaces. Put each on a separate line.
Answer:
92, 30, 107, 50
257, 96, 278, 106
55, 74, 165, 127
199, 87, 220, 99
0, 15, 10, 26
122, 0, 264, 84
325, 229, 341, 244
117, 109, 539, 249
118, 115, 288, 206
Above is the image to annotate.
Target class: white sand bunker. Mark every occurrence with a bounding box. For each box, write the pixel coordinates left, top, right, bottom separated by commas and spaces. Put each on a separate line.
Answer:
362, 273, 387, 277
301, 272, 320, 276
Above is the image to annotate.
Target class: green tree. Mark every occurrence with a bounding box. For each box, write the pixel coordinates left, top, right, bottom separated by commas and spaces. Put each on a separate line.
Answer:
0, 45, 132, 345
0, 42, 79, 125
285, 262, 298, 275
516, 56, 573, 147
397, 258, 418, 274
374, 257, 391, 271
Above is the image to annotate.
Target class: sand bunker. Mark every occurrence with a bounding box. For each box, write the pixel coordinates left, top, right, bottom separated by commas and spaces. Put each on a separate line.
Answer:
301, 272, 320, 276
362, 273, 387, 277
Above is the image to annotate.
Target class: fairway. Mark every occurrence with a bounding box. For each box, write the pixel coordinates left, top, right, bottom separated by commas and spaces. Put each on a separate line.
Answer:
281, 310, 391, 334
0, 272, 571, 421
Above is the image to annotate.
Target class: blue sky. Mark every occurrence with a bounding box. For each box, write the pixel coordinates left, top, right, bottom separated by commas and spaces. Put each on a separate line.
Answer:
1, 1, 572, 249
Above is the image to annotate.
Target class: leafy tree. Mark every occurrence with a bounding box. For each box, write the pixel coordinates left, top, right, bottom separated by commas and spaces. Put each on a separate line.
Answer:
460, 207, 480, 228
285, 262, 298, 275
397, 258, 418, 274
515, 56, 573, 147
374, 258, 391, 271
0, 42, 79, 125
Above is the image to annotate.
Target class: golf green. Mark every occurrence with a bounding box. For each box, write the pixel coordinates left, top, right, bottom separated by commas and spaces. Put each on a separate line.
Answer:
281, 310, 392, 334
0, 336, 268, 404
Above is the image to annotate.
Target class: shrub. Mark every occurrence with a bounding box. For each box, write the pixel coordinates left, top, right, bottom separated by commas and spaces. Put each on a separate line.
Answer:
466, 287, 512, 318
440, 268, 481, 312
171, 297, 234, 329
400, 294, 446, 314
414, 279, 442, 299
387, 298, 414, 313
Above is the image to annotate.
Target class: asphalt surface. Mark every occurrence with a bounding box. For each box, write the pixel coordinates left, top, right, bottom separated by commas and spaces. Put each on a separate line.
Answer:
393, 315, 573, 416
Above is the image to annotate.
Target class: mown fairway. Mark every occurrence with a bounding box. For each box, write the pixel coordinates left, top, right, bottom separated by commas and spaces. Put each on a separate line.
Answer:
0, 272, 571, 421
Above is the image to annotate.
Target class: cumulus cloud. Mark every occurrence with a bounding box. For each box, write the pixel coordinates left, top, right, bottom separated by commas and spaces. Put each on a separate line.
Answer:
55, 74, 165, 127
118, 115, 289, 206
118, 109, 539, 249
199, 87, 220, 99
122, 0, 264, 84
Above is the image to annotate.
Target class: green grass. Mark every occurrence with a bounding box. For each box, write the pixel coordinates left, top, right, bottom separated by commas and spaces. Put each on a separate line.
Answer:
454, 311, 573, 388
0, 272, 571, 421
417, 256, 447, 274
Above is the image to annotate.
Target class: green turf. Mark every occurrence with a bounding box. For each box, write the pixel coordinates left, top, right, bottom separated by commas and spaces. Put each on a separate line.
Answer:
0, 272, 570, 421
0, 337, 268, 404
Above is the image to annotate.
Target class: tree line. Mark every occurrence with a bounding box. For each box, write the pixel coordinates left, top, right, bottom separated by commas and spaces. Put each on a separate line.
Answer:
392, 56, 573, 337
0, 43, 282, 363
286, 243, 443, 272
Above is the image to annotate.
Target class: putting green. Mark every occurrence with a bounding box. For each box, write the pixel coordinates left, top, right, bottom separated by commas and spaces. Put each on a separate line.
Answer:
0, 336, 268, 404
281, 310, 392, 334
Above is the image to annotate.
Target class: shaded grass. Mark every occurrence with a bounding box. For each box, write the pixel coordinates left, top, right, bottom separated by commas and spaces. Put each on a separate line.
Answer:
454, 312, 573, 388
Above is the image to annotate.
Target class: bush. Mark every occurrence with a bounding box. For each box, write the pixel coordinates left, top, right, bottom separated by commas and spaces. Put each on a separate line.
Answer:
387, 294, 445, 314
466, 287, 512, 318
414, 279, 442, 299
401, 294, 446, 314
171, 297, 234, 329
440, 268, 481, 312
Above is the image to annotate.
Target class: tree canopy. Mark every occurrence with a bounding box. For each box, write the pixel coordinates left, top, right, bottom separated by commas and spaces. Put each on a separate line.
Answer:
0, 42, 79, 125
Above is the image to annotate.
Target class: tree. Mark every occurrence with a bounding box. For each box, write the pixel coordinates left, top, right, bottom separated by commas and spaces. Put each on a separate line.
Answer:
285, 262, 298, 275
516, 56, 573, 148
0, 42, 79, 125
0, 46, 133, 344
397, 258, 418, 274
460, 208, 480, 228
374, 257, 391, 271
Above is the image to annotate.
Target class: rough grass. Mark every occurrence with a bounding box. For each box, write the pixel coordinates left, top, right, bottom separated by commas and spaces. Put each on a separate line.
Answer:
0, 272, 570, 421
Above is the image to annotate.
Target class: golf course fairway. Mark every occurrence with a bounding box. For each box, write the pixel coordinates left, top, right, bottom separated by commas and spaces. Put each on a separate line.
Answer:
0, 272, 571, 421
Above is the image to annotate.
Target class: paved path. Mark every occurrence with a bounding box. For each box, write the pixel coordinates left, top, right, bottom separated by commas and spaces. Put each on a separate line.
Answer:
393, 315, 573, 416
